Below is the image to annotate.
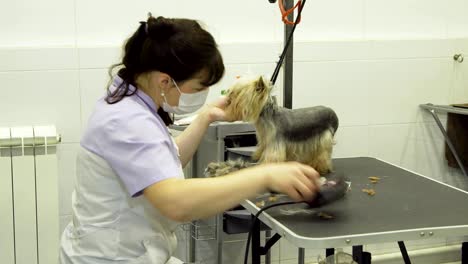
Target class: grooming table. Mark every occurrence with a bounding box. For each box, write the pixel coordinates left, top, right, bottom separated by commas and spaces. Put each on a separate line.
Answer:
241, 157, 468, 264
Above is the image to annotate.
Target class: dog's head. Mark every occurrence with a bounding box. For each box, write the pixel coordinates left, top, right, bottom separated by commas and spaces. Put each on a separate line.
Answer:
224, 76, 272, 122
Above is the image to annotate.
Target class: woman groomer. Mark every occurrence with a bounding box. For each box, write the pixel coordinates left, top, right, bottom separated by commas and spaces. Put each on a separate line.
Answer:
60, 14, 320, 264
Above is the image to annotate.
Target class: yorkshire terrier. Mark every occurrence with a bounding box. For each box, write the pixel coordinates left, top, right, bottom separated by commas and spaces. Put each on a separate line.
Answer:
205, 76, 339, 177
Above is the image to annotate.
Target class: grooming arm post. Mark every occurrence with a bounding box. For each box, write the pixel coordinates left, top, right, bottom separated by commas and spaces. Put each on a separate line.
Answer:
283, 0, 294, 109
268, 0, 300, 109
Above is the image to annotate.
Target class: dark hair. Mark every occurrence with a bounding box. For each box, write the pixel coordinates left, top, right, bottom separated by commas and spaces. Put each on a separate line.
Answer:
106, 15, 225, 125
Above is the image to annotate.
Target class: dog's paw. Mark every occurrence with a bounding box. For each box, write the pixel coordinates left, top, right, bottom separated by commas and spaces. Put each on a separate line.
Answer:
203, 159, 252, 177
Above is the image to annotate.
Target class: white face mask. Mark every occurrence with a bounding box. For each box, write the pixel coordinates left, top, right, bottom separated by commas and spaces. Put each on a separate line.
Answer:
161, 79, 209, 115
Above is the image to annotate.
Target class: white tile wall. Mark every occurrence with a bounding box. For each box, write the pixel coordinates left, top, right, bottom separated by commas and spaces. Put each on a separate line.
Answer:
0, 70, 81, 143
293, 60, 370, 126
367, 59, 451, 125
78, 47, 121, 69
295, 0, 365, 41
332, 126, 370, 158
79, 69, 110, 130
0, 47, 78, 72
219, 43, 282, 65
2, 0, 468, 48
0, 0, 75, 46
446, 0, 468, 38
450, 41, 468, 103
294, 41, 371, 62
74, 0, 282, 45
369, 124, 415, 167
368, 39, 452, 60
365, 0, 448, 39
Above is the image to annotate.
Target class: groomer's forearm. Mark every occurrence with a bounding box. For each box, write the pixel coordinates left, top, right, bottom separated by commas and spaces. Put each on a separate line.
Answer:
144, 168, 269, 222
175, 112, 212, 167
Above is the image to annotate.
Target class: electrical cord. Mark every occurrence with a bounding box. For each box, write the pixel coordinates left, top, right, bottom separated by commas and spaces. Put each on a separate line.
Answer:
243, 201, 302, 264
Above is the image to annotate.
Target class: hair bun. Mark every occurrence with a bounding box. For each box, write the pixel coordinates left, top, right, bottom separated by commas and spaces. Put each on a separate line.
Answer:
146, 16, 176, 41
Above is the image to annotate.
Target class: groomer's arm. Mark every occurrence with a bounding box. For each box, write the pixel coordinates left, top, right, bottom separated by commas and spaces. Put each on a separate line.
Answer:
175, 113, 212, 167
145, 168, 268, 222
144, 161, 320, 222
175, 97, 229, 167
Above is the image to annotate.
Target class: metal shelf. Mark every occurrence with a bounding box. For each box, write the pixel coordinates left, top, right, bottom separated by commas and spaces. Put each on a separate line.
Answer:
419, 103, 468, 177
420, 103, 468, 116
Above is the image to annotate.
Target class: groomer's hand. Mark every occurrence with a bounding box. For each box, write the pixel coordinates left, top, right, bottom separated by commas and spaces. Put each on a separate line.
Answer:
259, 162, 321, 202
201, 96, 236, 123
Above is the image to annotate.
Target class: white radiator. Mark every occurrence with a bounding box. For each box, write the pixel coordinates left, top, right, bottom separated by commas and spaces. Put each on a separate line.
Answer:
0, 125, 60, 264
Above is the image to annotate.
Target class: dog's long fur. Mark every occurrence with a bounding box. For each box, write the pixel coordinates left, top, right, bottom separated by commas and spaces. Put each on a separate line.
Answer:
222, 76, 339, 175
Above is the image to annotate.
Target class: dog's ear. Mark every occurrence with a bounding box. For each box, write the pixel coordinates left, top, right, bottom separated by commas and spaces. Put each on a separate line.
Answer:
255, 76, 266, 92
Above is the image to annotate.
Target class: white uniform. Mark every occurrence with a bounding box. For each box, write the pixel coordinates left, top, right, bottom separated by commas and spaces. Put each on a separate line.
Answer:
60, 77, 185, 263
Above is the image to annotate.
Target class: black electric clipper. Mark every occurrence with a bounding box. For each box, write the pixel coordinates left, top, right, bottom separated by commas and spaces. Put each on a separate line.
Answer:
306, 174, 348, 208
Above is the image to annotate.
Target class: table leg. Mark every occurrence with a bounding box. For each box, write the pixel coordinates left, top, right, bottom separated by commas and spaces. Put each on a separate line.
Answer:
251, 220, 261, 264
353, 245, 363, 263
398, 241, 411, 264
265, 230, 271, 264
298, 248, 305, 264
353, 245, 372, 264
188, 223, 196, 262
216, 214, 223, 264
462, 242, 467, 264
362, 252, 371, 264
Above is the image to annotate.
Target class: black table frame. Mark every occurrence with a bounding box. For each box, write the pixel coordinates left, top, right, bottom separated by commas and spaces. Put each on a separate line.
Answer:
242, 157, 468, 264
